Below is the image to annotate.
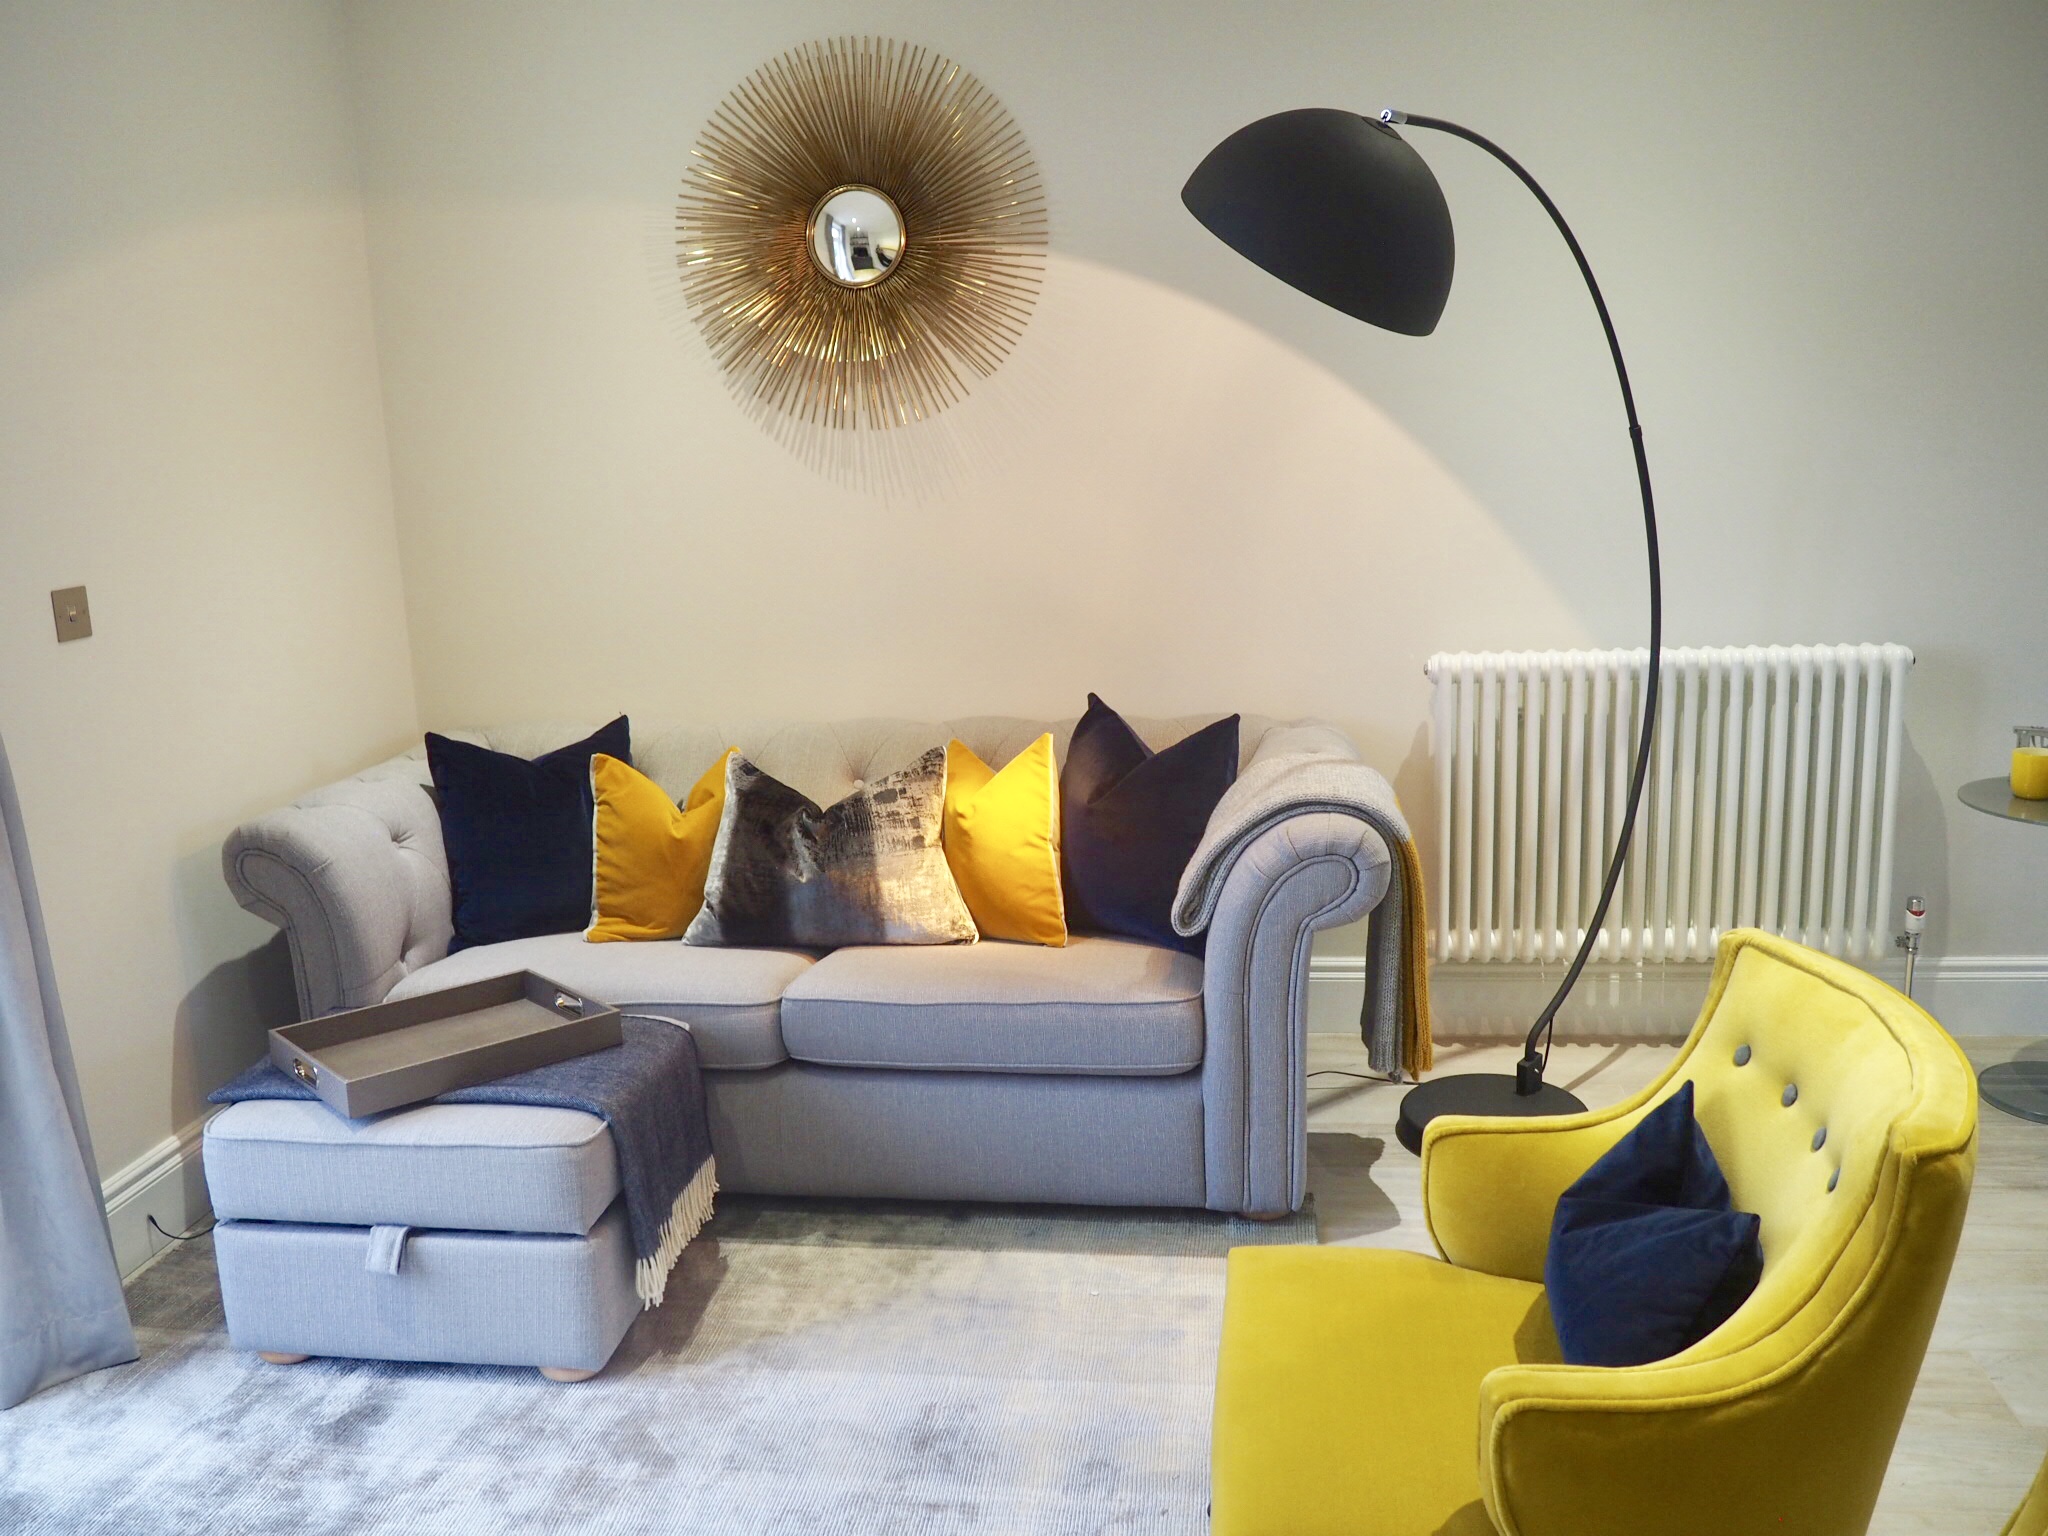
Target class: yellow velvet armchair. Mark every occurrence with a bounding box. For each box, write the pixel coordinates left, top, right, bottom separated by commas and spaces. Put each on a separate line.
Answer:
2008, 1454, 2048, 1536
1210, 928, 1979, 1536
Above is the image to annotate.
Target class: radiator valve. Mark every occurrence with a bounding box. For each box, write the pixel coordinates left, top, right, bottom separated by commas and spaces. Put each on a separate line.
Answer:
1894, 896, 1926, 998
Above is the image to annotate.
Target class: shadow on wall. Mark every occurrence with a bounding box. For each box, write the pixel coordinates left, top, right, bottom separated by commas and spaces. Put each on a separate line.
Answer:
410, 247, 1594, 731
1391, 720, 1435, 860
1889, 642, 1966, 957
166, 844, 299, 1129
836, 255, 1601, 737
169, 929, 295, 1127
1890, 730, 1952, 955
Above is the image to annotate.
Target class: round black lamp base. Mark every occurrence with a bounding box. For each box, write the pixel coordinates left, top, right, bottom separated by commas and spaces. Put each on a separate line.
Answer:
1395, 1072, 1588, 1156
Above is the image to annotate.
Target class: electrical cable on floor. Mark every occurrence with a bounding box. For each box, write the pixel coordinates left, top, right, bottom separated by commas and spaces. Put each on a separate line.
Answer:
1307, 1069, 1402, 1085
148, 1215, 218, 1243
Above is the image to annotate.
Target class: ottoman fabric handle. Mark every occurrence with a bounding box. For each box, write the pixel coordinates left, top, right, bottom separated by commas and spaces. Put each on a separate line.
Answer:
365, 1225, 413, 1276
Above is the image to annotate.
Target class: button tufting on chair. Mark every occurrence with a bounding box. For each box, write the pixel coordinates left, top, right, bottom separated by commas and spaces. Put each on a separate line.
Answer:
1812, 1127, 1827, 1151
1782, 1083, 1799, 1106
1734, 1044, 1753, 1066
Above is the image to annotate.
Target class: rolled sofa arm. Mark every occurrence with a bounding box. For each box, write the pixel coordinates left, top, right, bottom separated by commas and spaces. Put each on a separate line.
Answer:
1201, 811, 1392, 1216
222, 770, 452, 1019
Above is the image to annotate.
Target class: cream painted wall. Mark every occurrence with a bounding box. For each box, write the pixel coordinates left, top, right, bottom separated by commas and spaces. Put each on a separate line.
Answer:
340, 1, 2048, 1014
1, 3, 419, 1176
8, 0, 2043, 1184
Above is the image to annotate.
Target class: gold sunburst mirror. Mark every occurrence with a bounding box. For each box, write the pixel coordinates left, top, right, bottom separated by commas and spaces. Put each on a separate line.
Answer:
676, 38, 1048, 435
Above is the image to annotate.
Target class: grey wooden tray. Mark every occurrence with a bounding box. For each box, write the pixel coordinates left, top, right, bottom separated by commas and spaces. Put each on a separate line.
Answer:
269, 971, 622, 1119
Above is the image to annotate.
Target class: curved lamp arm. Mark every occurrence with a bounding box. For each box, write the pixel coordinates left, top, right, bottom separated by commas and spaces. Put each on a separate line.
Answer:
1387, 109, 1663, 1092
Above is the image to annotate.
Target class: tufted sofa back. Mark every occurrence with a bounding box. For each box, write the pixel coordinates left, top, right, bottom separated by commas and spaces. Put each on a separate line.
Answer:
366, 714, 1277, 808
240, 714, 1279, 1017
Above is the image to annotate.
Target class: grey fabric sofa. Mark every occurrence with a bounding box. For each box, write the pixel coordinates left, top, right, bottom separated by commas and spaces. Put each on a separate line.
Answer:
222, 715, 1394, 1218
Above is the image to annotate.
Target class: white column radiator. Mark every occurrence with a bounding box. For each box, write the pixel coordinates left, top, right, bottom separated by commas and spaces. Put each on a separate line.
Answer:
1428, 644, 1914, 967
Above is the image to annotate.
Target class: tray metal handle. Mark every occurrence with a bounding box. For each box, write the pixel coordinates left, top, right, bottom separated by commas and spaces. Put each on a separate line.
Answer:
290, 1057, 317, 1086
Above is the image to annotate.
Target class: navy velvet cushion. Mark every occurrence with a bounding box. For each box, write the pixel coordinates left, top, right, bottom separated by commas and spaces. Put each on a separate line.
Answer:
1545, 1080, 1765, 1367
426, 717, 631, 953
1059, 694, 1239, 955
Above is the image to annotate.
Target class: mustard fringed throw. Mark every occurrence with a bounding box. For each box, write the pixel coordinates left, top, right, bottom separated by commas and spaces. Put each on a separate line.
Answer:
1392, 829, 1434, 1077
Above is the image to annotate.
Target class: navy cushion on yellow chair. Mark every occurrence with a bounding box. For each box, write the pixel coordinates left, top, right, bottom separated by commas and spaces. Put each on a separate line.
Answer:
1544, 1080, 1763, 1366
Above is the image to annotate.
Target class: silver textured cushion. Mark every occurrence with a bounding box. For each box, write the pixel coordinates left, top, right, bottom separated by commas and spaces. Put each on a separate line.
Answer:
385, 930, 813, 1069
686, 747, 977, 949
203, 1098, 617, 1236
780, 936, 1204, 1075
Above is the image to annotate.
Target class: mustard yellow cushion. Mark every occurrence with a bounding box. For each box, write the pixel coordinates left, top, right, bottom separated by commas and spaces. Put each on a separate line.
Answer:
1211, 1246, 1557, 1536
585, 749, 734, 943
942, 736, 1066, 946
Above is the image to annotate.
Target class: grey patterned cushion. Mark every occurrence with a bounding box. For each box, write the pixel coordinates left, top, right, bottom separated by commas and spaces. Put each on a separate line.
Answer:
685, 746, 976, 948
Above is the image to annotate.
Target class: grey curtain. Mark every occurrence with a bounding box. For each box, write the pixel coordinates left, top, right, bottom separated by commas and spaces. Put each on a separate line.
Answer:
0, 730, 136, 1408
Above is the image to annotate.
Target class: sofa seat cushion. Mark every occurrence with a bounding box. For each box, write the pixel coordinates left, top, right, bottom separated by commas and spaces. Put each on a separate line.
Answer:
204, 1098, 617, 1237
779, 935, 1204, 1075
386, 931, 813, 1069
1210, 1246, 1561, 1536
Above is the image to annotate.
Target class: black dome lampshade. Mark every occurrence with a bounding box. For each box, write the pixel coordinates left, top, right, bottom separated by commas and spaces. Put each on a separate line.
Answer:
1180, 108, 1456, 336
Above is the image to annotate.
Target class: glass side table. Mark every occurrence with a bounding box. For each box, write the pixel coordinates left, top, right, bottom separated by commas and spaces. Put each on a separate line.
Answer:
1958, 778, 2048, 1123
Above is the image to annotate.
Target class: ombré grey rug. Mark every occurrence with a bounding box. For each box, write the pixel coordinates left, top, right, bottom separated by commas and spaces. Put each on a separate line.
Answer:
0, 1197, 1315, 1535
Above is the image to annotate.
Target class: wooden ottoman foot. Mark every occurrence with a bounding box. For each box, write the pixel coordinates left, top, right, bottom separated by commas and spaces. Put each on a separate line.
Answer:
258, 1351, 310, 1365
539, 1366, 599, 1383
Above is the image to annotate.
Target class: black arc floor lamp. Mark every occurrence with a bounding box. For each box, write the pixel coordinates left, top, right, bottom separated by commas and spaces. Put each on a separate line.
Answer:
1183, 106, 1662, 1155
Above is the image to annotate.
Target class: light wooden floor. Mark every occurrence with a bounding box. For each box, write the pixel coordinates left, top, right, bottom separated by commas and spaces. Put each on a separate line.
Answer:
1303, 1033, 2048, 1535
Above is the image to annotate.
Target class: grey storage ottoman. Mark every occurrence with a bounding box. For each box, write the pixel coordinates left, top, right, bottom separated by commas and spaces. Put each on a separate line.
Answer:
203, 1098, 641, 1381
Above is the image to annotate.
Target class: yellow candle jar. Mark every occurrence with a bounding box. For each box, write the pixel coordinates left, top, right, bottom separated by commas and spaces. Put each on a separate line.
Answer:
2014, 749, 2048, 800
2014, 728, 2048, 800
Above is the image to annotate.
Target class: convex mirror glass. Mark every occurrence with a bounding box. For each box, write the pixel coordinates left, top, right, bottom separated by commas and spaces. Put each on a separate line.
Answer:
808, 186, 906, 287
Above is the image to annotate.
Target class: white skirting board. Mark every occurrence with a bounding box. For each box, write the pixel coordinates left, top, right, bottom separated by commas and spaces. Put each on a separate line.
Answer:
101, 1117, 212, 1281
1307, 954, 2048, 1040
